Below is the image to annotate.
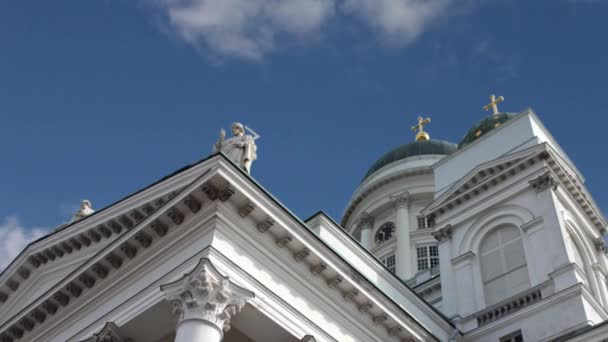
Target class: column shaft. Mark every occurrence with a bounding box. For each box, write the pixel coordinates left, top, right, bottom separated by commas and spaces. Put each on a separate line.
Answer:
358, 213, 375, 250
395, 198, 411, 279
361, 226, 373, 250
175, 320, 223, 342
160, 258, 254, 342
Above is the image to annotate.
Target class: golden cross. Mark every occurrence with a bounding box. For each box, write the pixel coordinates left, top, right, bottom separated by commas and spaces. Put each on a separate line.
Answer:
411, 116, 431, 141
483, 94, 505, 115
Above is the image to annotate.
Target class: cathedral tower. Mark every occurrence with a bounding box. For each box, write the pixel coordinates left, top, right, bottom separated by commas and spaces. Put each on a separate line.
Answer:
342, 117, 456, 289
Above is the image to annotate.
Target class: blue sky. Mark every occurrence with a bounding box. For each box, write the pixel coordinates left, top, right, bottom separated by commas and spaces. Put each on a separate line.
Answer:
1, 0, 607, 266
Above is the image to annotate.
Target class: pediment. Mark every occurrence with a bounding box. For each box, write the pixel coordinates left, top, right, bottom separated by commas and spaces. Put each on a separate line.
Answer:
0, 155, 217, 326
0, 154, 449, 342
424, 144, 549, 218
0, 250, 99, 324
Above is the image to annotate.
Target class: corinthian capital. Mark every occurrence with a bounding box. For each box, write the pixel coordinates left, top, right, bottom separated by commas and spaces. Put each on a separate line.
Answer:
390, 191, 411, 209
160, 258, 254, 334
529, 172, 559, 193
432, 224, 453, 242
358, 212, 375, 230
393, 195, 411, 209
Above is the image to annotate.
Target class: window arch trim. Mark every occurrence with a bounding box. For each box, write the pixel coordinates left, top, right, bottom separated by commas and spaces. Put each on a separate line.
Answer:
459, 205, 534, 256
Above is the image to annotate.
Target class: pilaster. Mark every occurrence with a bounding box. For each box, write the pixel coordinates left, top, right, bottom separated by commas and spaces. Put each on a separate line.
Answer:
530, 172, 571, 272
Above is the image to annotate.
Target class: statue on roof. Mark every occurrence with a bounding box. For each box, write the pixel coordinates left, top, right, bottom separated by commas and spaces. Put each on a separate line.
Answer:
213, 122, 259, 174
71, 200, 95, 222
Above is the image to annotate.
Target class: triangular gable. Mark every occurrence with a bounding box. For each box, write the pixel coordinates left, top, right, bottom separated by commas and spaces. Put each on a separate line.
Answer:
423, 144, 548, 217
0, 154, 223, 324
424, 142, 607, 233
0, 154, 456, 342
0, 156, 220, 341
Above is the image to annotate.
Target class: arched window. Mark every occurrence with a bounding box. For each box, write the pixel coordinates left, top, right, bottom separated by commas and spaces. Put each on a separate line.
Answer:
480, 226, 530, 306
375, 222, 395, 244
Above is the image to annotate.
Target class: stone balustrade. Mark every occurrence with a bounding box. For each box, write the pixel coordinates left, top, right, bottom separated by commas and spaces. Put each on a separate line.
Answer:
476, 286, 543, 327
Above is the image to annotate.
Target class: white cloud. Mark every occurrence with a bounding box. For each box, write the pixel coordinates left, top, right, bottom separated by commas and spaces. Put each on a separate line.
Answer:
0, 216, 47, 271
162, 0, 336, 60
471, 38, 521, 81
155, 0, 456, 60
342, 0, 450, 45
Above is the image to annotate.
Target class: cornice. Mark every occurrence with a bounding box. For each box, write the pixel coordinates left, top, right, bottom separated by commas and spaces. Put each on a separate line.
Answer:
213, 161, 443, 341
426, 142, 606, 237
0, 162, 221, 341
424, 144, 547, 219
305, 213, 457, 336
0, 156, 457, 342
342, 166, 434, 228
544, 148, 607, 233
0, 156, 221, 312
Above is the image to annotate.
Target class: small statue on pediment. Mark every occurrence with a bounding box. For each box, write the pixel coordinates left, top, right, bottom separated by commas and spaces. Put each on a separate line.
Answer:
213, 122, 259, 174
72, 200, 95, 222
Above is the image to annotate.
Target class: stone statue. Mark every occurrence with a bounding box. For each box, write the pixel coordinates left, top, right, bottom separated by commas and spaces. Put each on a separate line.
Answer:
213, 122, 258, 174
72, 200, 95, 222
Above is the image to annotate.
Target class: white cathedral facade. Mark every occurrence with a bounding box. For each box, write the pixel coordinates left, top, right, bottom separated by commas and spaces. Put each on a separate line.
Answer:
1, 104, 608, 342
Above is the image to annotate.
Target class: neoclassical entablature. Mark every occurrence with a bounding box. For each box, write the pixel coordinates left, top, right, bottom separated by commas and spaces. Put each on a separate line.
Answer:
423, 144, 547, 221
423, 143, 607, 236
0, 164, 202, 313
305, 212, 459, 340
342, 164, 435, 228
0, 154, 448, 342
347, 190, 432, 236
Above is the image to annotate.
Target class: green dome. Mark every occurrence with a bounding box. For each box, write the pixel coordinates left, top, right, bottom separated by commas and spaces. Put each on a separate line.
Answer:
362, 140, 457, 182
458, 113, 514, 149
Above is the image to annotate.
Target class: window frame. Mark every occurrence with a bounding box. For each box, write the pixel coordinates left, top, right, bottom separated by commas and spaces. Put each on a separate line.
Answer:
380, 253, 396, 273
416, 244, 439, 271
479, 226, 530, 306
374, 221, 396, 245
417, 216, 426, 229
499, 330, 524, 342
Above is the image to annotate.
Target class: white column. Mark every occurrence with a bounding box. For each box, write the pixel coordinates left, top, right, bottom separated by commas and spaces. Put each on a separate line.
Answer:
174, 320, 222, 342
358, 213, 375, 250
161, 258, 254, 342
394, 195, 412, 279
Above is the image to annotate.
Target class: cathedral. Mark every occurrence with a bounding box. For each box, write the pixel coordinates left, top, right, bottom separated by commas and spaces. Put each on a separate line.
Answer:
1, 96, 607, 342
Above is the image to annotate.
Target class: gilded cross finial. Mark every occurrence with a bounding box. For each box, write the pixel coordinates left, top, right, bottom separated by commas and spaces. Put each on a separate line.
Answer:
483, 94, 505, 115
411, 116, 431, 141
